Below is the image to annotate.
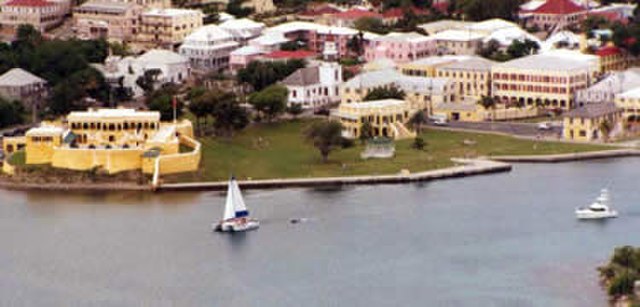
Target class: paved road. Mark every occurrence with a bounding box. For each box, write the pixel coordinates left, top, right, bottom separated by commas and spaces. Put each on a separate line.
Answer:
428, 121, 563, 138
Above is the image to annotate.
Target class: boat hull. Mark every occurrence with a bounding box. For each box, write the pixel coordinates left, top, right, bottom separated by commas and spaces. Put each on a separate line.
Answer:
213, 219, 260, 232
575, 210, 618, 220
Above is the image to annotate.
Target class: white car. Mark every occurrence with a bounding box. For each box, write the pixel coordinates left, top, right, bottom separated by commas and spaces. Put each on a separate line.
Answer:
433, 118, 448, 126
537, 122, 552, 130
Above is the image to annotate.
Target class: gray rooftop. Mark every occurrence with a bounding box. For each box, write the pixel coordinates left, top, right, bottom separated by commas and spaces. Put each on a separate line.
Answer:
281, 66, 319, 86
564, 102, 620, 118
75, 0, 135, 13
438, 56, 496, 71
495, 54, 591, 71
344, 69, 450, 94
0, 68, 46, 87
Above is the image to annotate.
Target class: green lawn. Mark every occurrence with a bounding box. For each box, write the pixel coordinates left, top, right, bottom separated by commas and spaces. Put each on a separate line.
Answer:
7, 150, 25, 166
167, 120, 613, 182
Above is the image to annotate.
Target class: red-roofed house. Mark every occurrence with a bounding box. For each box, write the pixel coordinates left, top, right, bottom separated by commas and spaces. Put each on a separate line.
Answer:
298, 4, 343, 22
0, 0, 69, 33
328, 8, 382, 28
381, 7, 430, 25
596, 45, 638, 73
260, 50, 318, 62
523, 0, 587, 31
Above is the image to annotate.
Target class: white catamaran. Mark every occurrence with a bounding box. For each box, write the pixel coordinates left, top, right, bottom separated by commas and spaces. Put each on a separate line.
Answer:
213, 177, 259, 232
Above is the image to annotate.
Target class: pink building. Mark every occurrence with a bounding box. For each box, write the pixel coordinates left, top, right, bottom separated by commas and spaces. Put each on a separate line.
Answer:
364, 32, 435, 64
263, 22, 379, 59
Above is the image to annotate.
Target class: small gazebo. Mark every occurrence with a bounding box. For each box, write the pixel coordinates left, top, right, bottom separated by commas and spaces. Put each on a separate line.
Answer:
361, 137, 395, 159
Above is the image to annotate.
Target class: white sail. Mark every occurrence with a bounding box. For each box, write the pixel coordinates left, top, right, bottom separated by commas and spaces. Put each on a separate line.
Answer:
223, 179, 236, 221
230, 178, 249, 217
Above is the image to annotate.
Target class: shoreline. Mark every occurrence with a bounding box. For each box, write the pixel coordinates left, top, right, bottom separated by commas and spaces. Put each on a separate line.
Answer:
157, 158, 512, 192
0, 149, 638, 192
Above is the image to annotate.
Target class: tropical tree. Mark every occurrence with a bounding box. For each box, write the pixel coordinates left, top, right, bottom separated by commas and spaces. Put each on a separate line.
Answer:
599, 119, 612, 142
146, 85, 183, 121
478, 96, 497, 121
408, 110, 428, 133
304, 120, 344, 162
507, 39, 540, 59
363, 85, 405, 101
354, 17, 388, 34
249, 84, 288, 122
359, 120, 373, 144
188, 92, 215, 134
412, 136, 426, 150
211, 93, 249, 138
237, 60, 305, 91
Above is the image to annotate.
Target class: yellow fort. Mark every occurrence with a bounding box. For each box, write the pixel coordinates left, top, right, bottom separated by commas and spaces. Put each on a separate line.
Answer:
4, 108, 201, 178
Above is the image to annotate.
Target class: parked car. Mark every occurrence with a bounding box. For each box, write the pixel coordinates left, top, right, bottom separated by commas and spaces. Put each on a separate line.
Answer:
537, 122, 552, 130
433, 118, 448, 126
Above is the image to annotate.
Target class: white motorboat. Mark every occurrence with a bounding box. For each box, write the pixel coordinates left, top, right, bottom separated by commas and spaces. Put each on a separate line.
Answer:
575, 188, 618, 220
213, 177, 259, 232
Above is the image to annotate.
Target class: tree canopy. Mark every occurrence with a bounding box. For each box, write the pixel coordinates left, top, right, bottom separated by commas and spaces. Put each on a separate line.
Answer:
0, 25, 110, 115
304, 120, 344, 162
237, 60, 306, 91
363, 85, 406, 101
249, 84, 288, 121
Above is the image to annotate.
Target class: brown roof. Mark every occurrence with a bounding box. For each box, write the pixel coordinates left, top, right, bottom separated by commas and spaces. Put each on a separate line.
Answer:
281, 66, 320, 86
564, 103, 620, 118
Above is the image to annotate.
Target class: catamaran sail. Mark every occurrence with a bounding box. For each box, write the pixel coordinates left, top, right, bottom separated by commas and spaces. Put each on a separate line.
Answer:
223, 177, 249, 221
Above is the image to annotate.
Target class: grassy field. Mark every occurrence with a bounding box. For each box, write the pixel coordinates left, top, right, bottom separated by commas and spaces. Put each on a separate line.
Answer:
167, 119, 612, 182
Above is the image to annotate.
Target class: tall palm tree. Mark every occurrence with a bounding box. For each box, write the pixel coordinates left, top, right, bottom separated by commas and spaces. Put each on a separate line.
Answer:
478, 96, 497, 121
599, 119, 612, 143
408, 111, 428, 134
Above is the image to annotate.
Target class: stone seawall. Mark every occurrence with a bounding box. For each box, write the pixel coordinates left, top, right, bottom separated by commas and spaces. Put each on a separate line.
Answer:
157, 159, 512, 192
489, 149, 640, 163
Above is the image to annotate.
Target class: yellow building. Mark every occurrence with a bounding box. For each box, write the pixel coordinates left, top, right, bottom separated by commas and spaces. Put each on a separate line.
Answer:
340, 69, 455, 115
2, 108, 200, 177
332, 99, 416, 140
139, 8, 203, 50
615, 88, 640, 122
399, 55, 495, 102
563, 103, 622, 142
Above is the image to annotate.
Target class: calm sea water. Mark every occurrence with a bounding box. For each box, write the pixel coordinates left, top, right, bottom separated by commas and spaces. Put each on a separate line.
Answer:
1, 158, 640, 306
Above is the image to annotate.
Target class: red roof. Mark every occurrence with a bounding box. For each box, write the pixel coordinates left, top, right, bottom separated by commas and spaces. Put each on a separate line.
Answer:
5, 0, 53, 6
590, 11, 628, 24
382, 7, 430, 18
263, 50, 317, 60
299, 5, 342, 17
596, 46, 622, 57
332, 9, 382, 20
532, 0, 586, 15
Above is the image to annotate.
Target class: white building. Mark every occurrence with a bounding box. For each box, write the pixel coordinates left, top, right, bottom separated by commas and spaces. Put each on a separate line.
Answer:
94, 49, 189, 98
281, 62, 342, 110
219, 18, 265, 44
577, 68, 640, 106
179, 25, 239, 73
432, 30, 485, 55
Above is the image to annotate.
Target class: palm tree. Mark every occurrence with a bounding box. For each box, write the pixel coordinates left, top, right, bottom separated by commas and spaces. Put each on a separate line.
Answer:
478, 96, 497, 121
599, 119, 612, 142
408, 111, 428, 134
359, 120, 373, 144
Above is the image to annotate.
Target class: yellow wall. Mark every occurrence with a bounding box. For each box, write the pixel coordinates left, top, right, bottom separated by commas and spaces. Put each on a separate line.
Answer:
25, 135, 62, 165
2, 136, 25, 154
563, 112, 622, 142
51, 148, 144, 174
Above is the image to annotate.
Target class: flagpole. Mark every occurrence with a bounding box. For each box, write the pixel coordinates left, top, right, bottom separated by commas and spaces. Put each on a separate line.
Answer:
172, 96, 177, 124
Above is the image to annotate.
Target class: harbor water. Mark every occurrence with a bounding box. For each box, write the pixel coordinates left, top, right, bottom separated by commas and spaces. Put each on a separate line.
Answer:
2, 158, 640, 306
